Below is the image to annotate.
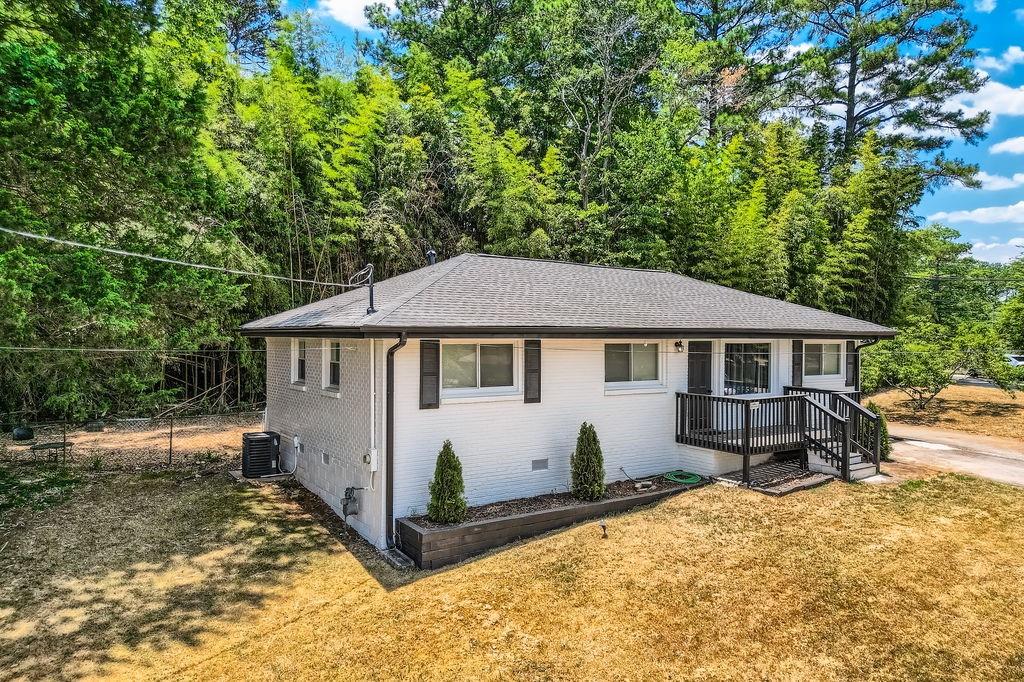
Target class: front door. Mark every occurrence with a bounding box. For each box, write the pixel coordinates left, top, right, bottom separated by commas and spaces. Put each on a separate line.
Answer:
687, 341, 713, 431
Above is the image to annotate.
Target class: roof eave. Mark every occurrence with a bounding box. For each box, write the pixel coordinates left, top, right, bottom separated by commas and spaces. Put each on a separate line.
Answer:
239, 324, 896, 340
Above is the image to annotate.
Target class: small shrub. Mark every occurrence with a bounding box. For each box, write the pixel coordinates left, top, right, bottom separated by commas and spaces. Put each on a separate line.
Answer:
571, 422, 605, 501
427, 440, 467, 523
866, 400, 893, 461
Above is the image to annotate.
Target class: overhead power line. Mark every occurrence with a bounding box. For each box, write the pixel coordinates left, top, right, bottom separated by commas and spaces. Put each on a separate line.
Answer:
904, 275, 1023, 284
1, 345, 1021, 356
4, 226, 1019, 289
0, 226, 359, 289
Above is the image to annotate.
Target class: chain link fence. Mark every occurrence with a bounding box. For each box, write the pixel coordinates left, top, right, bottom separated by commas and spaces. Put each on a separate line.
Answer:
0, 411, 265, 470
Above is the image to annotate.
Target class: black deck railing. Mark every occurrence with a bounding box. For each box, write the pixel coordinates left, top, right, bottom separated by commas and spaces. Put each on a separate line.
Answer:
782, 385, 862, 407
676, 389, 881, 483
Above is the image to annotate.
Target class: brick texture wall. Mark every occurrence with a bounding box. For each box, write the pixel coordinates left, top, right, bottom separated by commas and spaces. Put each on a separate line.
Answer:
265, 337, 384, 546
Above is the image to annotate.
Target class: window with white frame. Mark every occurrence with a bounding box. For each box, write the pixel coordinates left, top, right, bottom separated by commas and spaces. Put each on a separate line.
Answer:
322, 340, 341, 390
724, 342, 771, 395
441, 343, 515, 392
604, 343, 659, 384
805, 342, 841, 376
291, 339, 307, 384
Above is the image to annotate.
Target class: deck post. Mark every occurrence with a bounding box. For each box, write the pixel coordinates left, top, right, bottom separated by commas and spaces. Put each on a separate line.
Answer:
680, 393, 689, 440
841, 419, 851, 482
873, 418, 881, 474
742, 401, 751, 454
742, 402, 752, 485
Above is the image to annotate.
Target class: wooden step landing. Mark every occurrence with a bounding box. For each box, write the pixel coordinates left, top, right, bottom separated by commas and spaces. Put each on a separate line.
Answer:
717, 460, 834, 497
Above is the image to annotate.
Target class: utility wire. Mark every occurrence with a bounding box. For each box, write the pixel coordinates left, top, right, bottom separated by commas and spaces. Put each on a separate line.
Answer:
1, 345, 1020, 355
0, 226, 361, 289
5, 226, 1019, 289
903, 275, 1023, 284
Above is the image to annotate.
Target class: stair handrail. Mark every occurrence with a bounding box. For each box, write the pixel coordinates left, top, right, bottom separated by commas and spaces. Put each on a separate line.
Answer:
802, 395, 845, 423
802, 396, 851, 479
833, 393, 878, 421
833, 393, 881, 473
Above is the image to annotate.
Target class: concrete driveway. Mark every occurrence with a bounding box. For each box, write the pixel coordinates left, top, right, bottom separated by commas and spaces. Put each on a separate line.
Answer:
890, 423, 1024, 487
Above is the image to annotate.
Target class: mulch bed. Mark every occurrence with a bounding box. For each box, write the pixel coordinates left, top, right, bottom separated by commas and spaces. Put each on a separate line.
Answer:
413, 473, 698, 529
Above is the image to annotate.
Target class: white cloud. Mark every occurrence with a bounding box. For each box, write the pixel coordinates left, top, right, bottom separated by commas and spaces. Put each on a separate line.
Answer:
1016, 8, 1024, 21
971, 237, 1024, 263
784, 42, 815, 59
929, 201, 1024, 224
975, 171, 1024, 190
992, 136, 1024, 154
974, 0, 996, 12
318, 0, 392, 30
949, 77, 1024, 125
976, 46, 1024, 72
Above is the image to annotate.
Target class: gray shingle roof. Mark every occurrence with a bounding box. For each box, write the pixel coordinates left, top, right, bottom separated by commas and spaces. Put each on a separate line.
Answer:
241, 254, 894, 338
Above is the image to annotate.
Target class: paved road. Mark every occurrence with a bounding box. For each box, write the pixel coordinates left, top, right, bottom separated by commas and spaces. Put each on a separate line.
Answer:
953, 374, 1000, 388
890, 423, 1024, 487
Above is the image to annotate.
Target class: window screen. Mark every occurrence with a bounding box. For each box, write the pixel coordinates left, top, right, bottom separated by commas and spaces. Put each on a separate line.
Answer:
805, 343, 841, 376
480, 344, 514, 387
328, 342, 341, 388
604, 343, 659, 383
724, 343, 771, 395
442, 343, 514, 389
295, 340, 306, 382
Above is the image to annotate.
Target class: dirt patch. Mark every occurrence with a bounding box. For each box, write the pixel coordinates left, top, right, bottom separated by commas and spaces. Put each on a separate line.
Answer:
871, 385, 1024, 441
879, 456, 946, 483
412, 475, 697, 528
0, 414, 263, 470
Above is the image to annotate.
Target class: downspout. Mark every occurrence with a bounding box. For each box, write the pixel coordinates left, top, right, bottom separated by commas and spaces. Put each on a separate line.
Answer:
853, 337, 881, 394
385, 332, 407, 549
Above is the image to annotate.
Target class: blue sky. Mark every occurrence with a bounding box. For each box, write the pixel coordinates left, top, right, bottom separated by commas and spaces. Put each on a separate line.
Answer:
302, 0, 1024, 264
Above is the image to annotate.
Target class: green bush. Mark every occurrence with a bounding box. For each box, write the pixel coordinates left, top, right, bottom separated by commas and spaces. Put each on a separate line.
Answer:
571, 422, 605, 501
866, 401, 893, 461
427, 440, 467, 523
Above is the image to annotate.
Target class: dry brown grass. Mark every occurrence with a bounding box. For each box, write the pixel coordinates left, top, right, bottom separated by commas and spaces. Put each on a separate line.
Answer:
3, 464, 1024, 681
871, 385, 1024, 441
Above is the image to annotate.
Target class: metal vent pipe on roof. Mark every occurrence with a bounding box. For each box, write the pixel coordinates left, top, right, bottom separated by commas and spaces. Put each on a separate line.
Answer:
426, 248, 437, 266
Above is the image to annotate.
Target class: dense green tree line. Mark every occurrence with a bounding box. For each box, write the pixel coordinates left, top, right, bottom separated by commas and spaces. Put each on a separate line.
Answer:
0, 0, 1019, 420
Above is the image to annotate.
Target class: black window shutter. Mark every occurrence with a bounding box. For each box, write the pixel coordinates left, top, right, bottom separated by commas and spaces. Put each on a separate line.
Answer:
845, 340, 857, 387
524, 340, 541, 403
420, 340, 440, 409
791, 340, 804, 387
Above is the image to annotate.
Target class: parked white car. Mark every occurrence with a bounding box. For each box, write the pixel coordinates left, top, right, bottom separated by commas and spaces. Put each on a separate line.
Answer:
1008, 354, 1024, 368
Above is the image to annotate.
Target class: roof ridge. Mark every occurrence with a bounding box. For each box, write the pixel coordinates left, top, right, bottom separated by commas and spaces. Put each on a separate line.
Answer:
469, 253, 671, 275
365, 254, 471, 326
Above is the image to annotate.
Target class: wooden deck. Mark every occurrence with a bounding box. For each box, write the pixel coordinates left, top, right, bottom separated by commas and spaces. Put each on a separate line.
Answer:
676, 390, 882, 484
680, 425, 806, 454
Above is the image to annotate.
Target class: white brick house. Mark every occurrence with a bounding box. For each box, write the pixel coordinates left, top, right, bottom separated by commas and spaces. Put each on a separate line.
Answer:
243, 254, 894, 551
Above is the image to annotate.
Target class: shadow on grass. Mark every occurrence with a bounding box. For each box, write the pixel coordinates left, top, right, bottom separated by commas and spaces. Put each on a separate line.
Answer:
0, 468, 407, 680
884, 398, 1021, 425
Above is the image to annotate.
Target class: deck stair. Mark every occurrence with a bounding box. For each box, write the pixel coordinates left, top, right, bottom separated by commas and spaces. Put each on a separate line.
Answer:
676, 386, 882, 485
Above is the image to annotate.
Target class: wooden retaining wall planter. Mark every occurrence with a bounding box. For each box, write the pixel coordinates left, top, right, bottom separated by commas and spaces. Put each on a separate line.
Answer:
397, 480, 707, 569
